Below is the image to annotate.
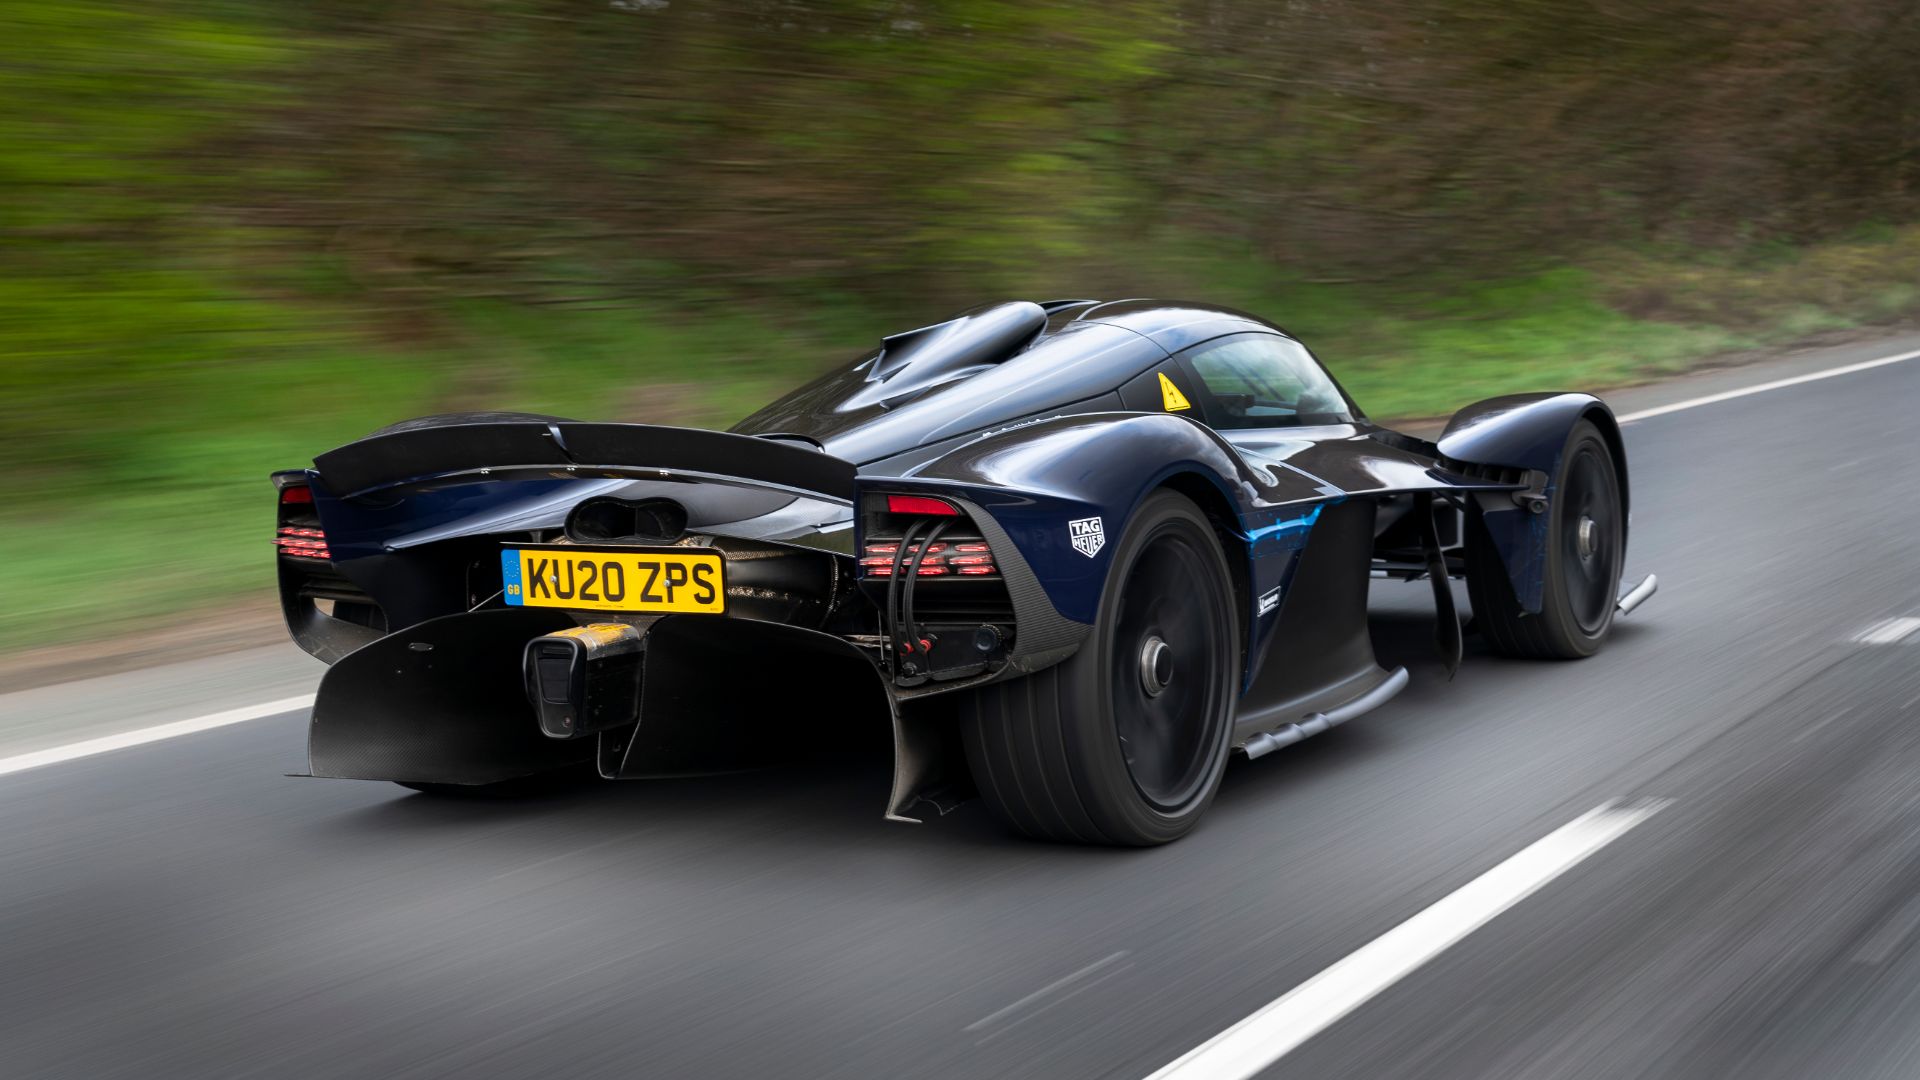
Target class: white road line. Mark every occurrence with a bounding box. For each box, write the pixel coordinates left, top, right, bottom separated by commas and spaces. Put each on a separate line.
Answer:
1142, 798, 1670, 1080
1855, 617, 1920, 646
1616, 348, 1920, 423
0, 694, 316, 778
965, 950, 1132, 1033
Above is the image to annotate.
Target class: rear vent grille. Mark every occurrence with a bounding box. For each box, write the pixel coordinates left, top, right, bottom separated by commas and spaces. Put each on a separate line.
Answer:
291, 564, 370, 604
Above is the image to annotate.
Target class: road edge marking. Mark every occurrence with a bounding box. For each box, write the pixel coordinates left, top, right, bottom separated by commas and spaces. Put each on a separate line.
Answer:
1855, 617, 1920, 645
1142, 798, 1671, 1080
0, 694, 316, 778
1617, 348, 1920, 423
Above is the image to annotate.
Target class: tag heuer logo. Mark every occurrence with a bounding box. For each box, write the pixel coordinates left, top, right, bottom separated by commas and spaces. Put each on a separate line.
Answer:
1068, 516, 1105, 558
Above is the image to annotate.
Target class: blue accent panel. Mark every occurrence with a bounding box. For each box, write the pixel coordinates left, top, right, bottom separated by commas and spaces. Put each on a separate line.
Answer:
1237, 503, 1333, 692
1241, 504, 1324, 549
500, 549, 524, 606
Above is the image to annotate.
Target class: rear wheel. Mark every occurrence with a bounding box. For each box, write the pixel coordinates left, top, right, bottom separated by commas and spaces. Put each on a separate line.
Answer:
960, 490, 1237, 845
1467, 419, 1622, 658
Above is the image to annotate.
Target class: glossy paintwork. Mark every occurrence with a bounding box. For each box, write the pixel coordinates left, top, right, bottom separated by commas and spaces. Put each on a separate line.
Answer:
1225, 425, 1477, 498
733, 298, 1362, 466
1439, 393, 1607, 474
879, 412, 1306, 625
733, 321, 1167, 465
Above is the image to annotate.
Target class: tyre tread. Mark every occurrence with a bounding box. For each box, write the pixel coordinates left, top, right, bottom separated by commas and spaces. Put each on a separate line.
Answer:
960, 489, 1234, 845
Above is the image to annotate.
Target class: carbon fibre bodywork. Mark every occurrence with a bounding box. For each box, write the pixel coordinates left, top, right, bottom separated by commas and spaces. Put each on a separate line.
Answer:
276, 298, 1637, 822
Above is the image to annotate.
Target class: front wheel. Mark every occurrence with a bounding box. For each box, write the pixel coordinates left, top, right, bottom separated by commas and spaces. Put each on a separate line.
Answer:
1467, 418, 1623, 659
960, 490, 1237, 845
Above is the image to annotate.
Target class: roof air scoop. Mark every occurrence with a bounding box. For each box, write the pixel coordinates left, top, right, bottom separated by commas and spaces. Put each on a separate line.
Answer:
845, 300, 1047, 409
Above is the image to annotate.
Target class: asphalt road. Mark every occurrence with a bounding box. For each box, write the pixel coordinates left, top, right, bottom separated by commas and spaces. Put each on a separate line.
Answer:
4, 340, 1920, 1079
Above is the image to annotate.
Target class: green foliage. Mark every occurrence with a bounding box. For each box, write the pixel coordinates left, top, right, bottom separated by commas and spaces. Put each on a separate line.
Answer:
5, 0, 1920, 649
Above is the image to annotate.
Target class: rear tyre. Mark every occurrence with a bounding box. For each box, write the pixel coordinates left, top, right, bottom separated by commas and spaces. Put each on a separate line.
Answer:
960, 490, 1237, 846
1467, 419, 1622, 659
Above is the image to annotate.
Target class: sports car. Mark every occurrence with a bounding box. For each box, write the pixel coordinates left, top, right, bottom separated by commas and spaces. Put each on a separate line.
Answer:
273, 299, 1655, 845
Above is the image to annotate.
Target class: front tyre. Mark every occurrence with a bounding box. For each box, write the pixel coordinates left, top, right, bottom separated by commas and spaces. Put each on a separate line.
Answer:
1467, 418, 1623, 659
960, 490, 1237, 846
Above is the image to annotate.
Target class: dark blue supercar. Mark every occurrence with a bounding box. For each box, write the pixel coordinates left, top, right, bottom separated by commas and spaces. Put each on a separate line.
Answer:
271, 298, 1654, 845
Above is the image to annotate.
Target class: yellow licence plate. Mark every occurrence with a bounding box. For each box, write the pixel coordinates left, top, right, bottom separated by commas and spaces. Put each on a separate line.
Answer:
501, 547, 725, 614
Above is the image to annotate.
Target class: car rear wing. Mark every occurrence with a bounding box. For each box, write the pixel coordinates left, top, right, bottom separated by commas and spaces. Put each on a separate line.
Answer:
311, 421, 857, 504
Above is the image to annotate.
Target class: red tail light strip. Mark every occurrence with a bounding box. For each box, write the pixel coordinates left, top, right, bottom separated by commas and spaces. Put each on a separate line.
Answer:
275, 525, 331, 560
861, 541, 993, 577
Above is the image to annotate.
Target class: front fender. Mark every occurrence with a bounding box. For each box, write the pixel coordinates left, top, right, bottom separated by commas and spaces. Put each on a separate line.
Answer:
1438, 392, 1630, 611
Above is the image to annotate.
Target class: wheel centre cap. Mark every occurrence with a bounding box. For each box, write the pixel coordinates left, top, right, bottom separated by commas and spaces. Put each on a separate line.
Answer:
1576, 515, 1597, 560
1139, 637, 1174, 697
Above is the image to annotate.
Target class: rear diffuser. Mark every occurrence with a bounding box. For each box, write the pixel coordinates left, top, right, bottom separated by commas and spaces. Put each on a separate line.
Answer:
308, 608, 593, 785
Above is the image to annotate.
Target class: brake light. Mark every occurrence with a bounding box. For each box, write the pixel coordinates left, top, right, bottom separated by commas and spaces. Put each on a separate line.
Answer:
279, 485, 314, 505
859, 538, 995, 577
274, 525, 330, 560
886, 495, 960, 517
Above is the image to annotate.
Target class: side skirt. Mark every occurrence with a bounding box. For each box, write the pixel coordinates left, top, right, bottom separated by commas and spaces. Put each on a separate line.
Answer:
1238, 666, 1409, 759
1234, 497, 1414, 759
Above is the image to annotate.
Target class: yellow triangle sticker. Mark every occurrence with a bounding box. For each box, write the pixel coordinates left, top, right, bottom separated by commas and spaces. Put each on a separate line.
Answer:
1158, 371, 1193, 411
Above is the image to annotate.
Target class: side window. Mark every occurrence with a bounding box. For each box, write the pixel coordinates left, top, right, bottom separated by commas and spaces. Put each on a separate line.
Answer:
1179, 334, 1351, 428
